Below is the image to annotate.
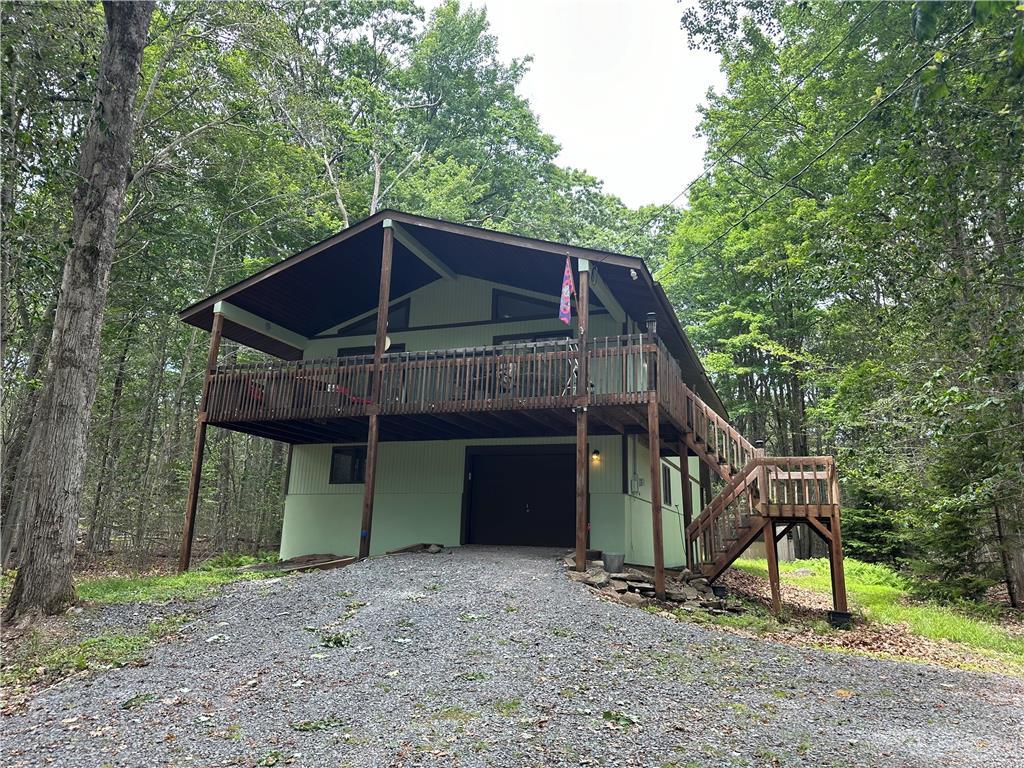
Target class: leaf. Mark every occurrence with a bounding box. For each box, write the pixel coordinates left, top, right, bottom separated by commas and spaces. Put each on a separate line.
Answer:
1012, 22, 1024, 77
971, 0, 1011, 25
911, 1, 942, 41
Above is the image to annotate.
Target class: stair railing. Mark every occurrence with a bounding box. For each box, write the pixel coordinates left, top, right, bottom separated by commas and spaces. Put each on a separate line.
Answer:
654, 339, 755, 471
686, 456, 841, 576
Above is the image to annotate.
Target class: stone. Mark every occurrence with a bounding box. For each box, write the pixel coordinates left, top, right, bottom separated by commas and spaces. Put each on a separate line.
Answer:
562, 556, 575, 568
426, 544, 443, 554
583, 571, 610, 588
625, 580, 653, 592
665, 591, 689, 603
682, 587, 701, 601
688, 577, 710, 588
700, 599, 724, 610
567, 570, 588, 583
606, 572, 632, 580
608, 579, 628, 593
618, 591, 646, 607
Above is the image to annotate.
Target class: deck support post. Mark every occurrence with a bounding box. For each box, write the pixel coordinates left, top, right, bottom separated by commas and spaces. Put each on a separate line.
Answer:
680, 442, 693, 571
828, 512, 849, 616
763, 518, 782, 616
644, 312, 665, 599
178, 311, 224, 572
359, 222, 394, 559
647, 396, 665, 599
574, 261, 590, 572
826, 463, 850, 625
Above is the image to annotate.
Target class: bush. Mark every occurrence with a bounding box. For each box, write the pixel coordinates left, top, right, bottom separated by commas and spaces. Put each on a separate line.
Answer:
198, 551, 279, 571
839, 505, 910, 568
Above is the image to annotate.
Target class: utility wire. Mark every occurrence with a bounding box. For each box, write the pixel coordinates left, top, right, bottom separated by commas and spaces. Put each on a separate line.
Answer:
655, 19, 976, 283
635, 0, 885, 234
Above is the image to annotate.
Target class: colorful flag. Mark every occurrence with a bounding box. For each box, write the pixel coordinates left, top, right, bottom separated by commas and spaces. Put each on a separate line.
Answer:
558, 257, 575, 325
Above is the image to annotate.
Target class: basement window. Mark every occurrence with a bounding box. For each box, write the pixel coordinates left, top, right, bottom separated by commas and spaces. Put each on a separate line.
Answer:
329, 446, 367, 484
662, 464, 673, 505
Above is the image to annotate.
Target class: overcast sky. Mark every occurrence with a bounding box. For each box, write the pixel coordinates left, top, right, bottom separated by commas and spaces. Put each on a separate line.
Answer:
423, 0, 725, 208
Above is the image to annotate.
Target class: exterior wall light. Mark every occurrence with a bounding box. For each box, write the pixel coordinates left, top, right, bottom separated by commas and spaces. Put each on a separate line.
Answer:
591, 449, 601, 465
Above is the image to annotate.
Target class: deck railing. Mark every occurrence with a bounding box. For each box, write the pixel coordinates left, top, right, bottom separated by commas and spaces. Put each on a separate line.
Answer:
205, 334, 656, 423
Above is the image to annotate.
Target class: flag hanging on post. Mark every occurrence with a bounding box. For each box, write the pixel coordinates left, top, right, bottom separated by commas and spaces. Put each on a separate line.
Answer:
558, 256, 575, 325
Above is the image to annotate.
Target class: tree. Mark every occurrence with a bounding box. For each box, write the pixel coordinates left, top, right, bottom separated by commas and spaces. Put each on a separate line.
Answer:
4, 1, 154, 619
669, 1, 1023, 599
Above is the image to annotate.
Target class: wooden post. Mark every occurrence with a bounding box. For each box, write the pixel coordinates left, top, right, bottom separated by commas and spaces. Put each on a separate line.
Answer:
648, 396, 665, 599
763, 518, 782, 616
178, 311, 224, 572
574, 261, 590, 572
359, 222, 394, 559
645, 312, 664, 599
680, 443, 693, 571
828, 511, 849, 614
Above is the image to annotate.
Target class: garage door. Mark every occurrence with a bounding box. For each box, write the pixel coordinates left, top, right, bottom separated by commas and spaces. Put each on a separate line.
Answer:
466, 448, 576, 547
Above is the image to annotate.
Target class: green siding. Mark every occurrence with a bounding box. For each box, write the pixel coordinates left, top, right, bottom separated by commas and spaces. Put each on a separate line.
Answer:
280, 433, 698, 569
282, 274, 696, 566
303, 276, 622, 359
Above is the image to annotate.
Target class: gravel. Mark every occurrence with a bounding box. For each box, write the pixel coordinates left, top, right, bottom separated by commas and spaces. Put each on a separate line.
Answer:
3, 546, 1022, 767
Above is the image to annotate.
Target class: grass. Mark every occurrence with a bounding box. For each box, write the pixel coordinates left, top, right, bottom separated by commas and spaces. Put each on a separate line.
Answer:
494, 698, 520, 716
76, 562, 280, 605
731, 557, 1024, 660
1, 612, 191, 695
2, 556, 281, 707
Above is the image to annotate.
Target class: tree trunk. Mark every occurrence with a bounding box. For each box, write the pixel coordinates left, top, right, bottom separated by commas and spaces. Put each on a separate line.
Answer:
4, 1, 154, 620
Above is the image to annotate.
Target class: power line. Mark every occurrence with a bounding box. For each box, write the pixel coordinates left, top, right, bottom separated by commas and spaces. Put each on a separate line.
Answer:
655, 19, 976, 283
636, 0, 885, 234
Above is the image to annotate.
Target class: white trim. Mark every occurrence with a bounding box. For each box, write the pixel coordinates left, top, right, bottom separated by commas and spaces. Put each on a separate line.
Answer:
213, 301, 308, 349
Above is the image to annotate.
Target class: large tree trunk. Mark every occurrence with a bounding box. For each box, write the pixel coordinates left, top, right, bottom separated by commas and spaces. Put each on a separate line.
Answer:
4, 1, 154, 620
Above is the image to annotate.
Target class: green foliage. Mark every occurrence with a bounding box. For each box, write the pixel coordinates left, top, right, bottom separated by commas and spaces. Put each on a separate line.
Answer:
1, 612, 190, 693
838, 506, 910, 567
198, 551, 279, 570
76, 568, 278, 605
732, 558, 1024, 659
672, 1, 1024, 597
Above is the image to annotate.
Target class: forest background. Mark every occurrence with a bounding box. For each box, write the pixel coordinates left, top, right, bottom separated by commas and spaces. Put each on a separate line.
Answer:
2, 0, 1021, 608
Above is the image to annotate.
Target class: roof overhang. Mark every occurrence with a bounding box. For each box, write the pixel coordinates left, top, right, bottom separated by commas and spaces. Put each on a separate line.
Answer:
179, 210, 727, 415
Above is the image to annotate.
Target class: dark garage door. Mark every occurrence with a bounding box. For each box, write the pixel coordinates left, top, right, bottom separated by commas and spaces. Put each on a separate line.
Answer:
466, 448, 576, 547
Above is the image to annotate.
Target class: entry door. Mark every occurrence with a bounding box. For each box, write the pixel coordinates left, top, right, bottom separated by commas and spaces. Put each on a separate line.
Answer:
466, 449, 576, 546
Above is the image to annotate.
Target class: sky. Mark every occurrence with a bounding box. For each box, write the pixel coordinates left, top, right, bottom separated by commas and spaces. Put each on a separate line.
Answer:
422, 0, 725, 209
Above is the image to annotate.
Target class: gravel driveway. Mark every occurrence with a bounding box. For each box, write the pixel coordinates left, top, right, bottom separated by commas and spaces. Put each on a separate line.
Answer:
3, 547, 1022, 767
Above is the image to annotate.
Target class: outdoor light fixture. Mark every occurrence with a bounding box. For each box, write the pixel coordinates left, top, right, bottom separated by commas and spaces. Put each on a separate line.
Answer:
591, 449, 601, 464
629, 268, 638, 280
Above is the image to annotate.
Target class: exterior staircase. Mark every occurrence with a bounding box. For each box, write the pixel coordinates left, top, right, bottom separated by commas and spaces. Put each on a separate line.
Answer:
653, 340, 848, 617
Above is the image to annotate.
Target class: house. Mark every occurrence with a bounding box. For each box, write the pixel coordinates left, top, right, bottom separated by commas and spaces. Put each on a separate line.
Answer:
178, 211, 849, 621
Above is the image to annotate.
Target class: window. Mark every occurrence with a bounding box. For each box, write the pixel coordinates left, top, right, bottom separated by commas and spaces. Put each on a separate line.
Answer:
662, 464, 673, 505
492, 289, 560, 321
330, 446, 367, 484
491, 288, 607, 322
336, 299, 411, 337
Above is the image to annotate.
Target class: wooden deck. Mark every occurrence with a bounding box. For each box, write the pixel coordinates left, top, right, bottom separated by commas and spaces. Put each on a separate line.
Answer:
205, 334, 663, 441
